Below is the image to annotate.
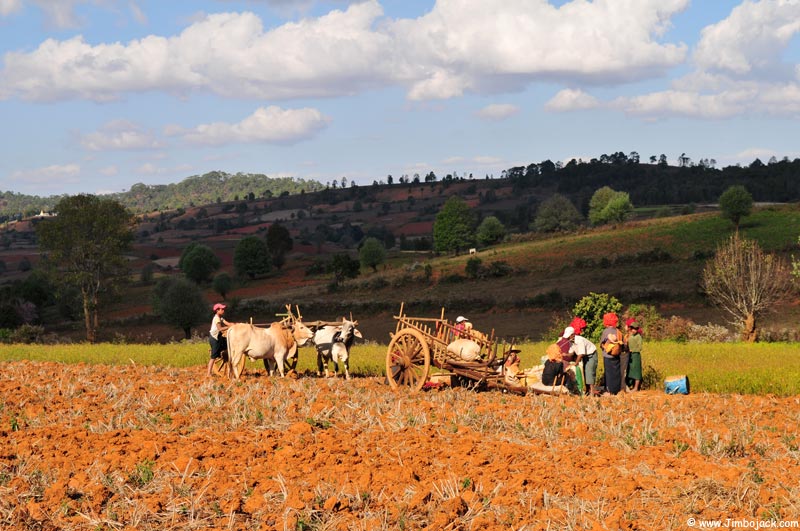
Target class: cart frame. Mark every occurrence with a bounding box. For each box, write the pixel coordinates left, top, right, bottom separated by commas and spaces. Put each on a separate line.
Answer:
385, 302, 527, 395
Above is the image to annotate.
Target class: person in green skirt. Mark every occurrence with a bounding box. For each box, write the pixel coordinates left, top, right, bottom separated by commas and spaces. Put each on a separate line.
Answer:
625, 320, 643, 391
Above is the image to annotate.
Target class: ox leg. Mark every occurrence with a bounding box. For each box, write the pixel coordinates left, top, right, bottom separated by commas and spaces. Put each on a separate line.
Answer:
275, 354, 286, 378
344, 357, 350, 381
316, 350, 325, 377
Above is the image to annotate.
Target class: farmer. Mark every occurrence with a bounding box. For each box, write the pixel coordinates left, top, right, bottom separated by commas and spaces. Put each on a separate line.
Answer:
557, 326, 574, 368
563, 325, 599, 396
625, 319, 644, 392
541, 343, 579, 395
207, 303, 235, 376
454, 315, 469, 338
600, 312, 624, 395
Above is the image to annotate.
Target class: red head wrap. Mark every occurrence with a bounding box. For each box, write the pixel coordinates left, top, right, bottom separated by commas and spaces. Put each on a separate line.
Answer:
602, 313, 618, 327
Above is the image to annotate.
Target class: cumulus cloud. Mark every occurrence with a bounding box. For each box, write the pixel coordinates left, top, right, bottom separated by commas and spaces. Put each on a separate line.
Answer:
0, 0, 22, 17
169, 106, 330, 146
0, 0, 691, 103
568, 1, 800, 119
0, 2, 391, 101
9, 163, 80, 184
545, 89, 599, 112
393, 0, 689, 100
475, 103, 519, 121
79, 120, 163, 151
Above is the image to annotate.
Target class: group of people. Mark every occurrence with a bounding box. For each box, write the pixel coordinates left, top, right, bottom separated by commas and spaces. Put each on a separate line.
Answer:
543, 313, 643, 396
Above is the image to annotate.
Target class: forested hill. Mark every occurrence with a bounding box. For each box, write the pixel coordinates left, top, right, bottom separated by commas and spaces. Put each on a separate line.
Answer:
0, 171, 325, 219
506, 154, 800, 213
107, 171, 324, 213
3, 155, 800, 219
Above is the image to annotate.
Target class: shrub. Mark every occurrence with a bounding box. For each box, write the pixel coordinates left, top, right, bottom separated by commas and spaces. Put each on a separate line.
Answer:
465, 257, 482, 279
486, 261, 514, 278
10, 324, 46, 344
688, 323, 733, 342
572, 292, 623, 342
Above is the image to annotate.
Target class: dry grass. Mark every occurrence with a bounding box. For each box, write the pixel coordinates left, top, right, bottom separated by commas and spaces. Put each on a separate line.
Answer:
1, 361, 799, 530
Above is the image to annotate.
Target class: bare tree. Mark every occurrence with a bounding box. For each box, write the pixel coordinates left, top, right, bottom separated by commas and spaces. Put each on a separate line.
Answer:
701, 233, 793, 342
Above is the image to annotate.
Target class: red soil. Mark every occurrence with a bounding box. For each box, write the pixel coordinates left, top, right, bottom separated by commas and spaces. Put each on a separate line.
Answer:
1, 360, 797, 530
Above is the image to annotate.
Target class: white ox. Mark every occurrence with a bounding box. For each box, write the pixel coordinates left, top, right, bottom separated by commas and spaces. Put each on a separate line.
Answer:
226, 320, 314, 379
313, 318, 362, 380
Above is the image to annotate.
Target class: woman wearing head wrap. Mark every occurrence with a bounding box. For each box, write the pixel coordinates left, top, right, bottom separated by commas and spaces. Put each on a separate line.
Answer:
600, 312, 623, 395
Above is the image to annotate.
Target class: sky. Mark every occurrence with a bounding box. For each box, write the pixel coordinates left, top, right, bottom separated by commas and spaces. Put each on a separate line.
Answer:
1, 0, 800, 196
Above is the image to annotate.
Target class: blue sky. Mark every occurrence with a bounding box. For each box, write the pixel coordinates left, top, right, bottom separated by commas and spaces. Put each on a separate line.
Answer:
1, 0, 799, 196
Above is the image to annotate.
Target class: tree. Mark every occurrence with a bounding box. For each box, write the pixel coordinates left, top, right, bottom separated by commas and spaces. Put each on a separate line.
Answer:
572, 292, 623, 343
234, 236, 271, 280
533, 194, 583, 232
181, 244, 221, 283
36, 195, 133, 342
719, 185, 753, 230
213, 272, 233, 300
433, 196, 476, 254
266, 223, 293, 270
588, 186, 633, 226
701, 233, 792, 342
151, 277, 207, 339
359, 237, 386, 272
476, 216, 506, 245
330, 253, 360, 285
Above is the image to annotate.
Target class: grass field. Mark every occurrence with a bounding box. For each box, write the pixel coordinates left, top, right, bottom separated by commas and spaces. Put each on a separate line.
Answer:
3, 340, 798, 396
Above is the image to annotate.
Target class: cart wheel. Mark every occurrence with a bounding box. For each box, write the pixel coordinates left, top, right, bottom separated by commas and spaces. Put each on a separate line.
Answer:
211, 351, 229, 377
386, 328, 430, 392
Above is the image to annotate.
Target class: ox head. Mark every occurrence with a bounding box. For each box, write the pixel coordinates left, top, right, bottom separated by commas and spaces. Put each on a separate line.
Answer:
292, 320, 314, 346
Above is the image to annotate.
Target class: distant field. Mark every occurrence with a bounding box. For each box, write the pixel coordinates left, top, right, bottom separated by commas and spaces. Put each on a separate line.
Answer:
3, 340, 799, 396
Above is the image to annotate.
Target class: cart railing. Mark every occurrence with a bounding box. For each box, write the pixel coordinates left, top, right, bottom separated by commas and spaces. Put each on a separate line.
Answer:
391, 302, 504, 369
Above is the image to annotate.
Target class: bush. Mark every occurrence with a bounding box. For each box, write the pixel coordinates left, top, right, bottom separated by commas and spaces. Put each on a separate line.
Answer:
688, 323, 733, 342
486, 261, 514, 278
465, 257, 482, 279
10, 324, 46, 344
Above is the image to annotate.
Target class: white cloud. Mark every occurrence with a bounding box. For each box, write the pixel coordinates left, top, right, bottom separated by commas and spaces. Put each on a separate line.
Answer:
473, 156, 503, 165
79, 120, 163, 151
735, 147, 778, 160
475, 103, 519, 121
99, 165, 118, 176
0, 0, 22, 16
0, 2, 392, 101
129, 1, 147, 25
575, 1, 800, 120
545, 89, 599, 112
10, 163, 80, 184
0, 0, 691, 102
394, 0, 690, 100
136, 162, 192, 175
171, 106, 330, 146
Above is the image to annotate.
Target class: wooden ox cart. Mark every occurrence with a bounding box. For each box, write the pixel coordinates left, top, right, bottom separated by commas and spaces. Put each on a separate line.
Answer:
385, 303, 527, 395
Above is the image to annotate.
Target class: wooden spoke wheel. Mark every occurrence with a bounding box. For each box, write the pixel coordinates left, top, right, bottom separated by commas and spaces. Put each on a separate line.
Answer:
211, 351, 230, 377
386, 328, 430, 392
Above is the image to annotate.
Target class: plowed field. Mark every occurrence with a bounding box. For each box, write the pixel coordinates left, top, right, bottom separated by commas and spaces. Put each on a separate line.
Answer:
1, 360, 798, 530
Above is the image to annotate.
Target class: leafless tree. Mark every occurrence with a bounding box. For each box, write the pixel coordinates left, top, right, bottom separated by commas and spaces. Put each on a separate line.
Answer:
701, 233, 793, 342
